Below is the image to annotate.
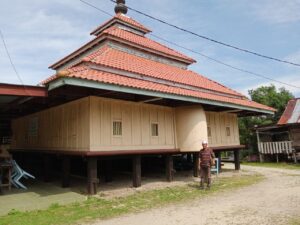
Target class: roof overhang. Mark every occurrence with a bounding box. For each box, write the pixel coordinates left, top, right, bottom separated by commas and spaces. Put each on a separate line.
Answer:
0, 83, 47, 97
0, 83, 48, 137
48, 77, 274, 115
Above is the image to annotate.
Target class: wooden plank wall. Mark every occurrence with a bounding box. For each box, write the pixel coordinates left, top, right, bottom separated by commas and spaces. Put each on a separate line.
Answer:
206, 111, 240, 147
11, 97, 90, 151
89, 96, 176, 151
290, 127, 300, 149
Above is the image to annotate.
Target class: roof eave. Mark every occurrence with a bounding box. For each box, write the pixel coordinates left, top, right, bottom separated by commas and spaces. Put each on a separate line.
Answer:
47, 77, 275, 115
0, 83, 47, 97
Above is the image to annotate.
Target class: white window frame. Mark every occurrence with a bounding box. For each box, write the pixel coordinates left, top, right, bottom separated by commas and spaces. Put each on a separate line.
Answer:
113, 120, 122, 136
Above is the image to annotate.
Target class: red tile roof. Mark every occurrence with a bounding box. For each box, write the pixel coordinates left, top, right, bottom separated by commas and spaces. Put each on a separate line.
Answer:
44, 14, 275, 113
43, 64, 274, 112
49, 26, 194, 70
278, 98, 300, 125
81, 46, 242, 97
91, 13, 151, 36
103, 26, 195, 63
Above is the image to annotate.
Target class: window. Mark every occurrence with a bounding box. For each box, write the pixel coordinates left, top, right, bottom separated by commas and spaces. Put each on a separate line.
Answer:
113, 121, 122, 136
151, 123, 159, 136
28, 117, 38, 137
207, 127, 211, 137
226, 127, 231, 136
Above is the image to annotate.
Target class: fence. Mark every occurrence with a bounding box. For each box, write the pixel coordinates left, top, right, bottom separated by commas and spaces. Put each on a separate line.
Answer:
258, 141, 294, 154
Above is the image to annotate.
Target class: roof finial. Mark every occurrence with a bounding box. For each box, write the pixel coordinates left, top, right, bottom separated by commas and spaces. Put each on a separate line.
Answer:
114, 0, 128, 14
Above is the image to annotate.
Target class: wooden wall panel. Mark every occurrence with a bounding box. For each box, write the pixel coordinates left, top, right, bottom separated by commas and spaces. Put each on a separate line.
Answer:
132, 104, 141, 146
89, 96, 176, 151
205, 112, 240, 147
11, 97, 90, 151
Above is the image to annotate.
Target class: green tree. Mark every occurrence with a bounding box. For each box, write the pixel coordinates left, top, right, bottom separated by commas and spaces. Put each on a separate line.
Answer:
249, 85, 294, 122
239, 85, 294, 155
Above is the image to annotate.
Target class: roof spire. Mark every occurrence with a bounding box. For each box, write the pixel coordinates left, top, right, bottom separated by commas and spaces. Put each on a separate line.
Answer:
114, 0, 128, 14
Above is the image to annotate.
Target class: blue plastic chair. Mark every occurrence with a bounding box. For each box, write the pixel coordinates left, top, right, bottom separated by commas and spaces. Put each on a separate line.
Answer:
211, 158, 219, 175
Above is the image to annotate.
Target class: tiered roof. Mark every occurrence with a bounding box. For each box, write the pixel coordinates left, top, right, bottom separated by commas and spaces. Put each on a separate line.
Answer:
43, 12, 275, 113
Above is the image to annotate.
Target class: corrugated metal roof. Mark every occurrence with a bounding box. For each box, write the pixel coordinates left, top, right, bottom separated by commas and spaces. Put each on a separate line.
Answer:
278, 98, 300, 125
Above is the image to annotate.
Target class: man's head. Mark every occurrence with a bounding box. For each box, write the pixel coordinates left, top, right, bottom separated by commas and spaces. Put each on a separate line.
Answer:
202, 140, 208, 149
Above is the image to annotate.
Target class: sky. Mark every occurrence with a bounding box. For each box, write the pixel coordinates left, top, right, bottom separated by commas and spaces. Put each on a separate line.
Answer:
0, 0, 300, 97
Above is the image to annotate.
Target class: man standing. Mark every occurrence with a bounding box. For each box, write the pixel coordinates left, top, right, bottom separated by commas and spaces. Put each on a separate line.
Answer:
199, 141, 215, 189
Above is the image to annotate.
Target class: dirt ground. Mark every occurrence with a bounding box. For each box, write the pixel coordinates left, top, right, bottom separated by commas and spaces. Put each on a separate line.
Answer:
90, 164, 300, 225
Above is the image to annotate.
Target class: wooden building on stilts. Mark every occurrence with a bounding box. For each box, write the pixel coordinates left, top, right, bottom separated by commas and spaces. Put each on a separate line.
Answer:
256, 98, 300, 163
4, 0, 275, 194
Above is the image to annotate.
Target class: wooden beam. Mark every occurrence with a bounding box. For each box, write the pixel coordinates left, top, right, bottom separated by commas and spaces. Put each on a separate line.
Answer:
220, 109, 243, 113
132, 155, 141, 188
62, 156, 70, 188
165, 154, 174, 182
140, 97, 163, 103
87, 157, 98, 195
193, 153, 199, 177
234, 150, 240, 170
43, 154, 51, 183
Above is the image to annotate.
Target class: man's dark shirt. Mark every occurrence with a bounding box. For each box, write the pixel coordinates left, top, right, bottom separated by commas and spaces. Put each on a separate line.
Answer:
199, 147, 215, 167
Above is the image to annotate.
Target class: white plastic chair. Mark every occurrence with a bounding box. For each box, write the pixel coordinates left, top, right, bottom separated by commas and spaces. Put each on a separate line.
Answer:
11, 160, 35, 189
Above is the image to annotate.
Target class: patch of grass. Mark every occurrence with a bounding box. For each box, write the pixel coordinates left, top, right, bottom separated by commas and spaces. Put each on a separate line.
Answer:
288, 216, 300, 225
0, 174, 264, 225
242, 162, 300, 170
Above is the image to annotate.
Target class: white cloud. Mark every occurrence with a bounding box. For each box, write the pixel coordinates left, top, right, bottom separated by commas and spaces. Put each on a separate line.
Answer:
250, 0, 300, 24
239, 73, 300, 97
284, 50, 300, 64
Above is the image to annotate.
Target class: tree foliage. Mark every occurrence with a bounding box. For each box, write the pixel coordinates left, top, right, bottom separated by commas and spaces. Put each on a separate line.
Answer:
239, 85, 294, 154
249, 85, 294, 122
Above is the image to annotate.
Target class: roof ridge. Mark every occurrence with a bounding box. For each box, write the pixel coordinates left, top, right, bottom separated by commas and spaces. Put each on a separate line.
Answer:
90, 13, 151, 36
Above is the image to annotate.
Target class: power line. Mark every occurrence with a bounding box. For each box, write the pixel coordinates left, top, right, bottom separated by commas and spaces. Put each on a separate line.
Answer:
150, 34, 300, 89
79, 0, 300, 90
80, 0, 113, 17
110, 0, 300, 67
0, 30, 26, 86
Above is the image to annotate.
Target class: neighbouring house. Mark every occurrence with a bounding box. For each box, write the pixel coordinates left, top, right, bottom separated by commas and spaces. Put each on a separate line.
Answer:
3, 1, 275, 194
256, 98, 300, 163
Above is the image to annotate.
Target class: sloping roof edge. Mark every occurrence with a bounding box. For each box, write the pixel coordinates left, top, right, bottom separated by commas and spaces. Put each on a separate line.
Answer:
47, 77, 275, 114
278, 98, 300, 125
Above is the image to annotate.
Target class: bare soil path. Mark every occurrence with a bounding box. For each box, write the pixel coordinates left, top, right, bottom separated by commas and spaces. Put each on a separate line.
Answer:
90, 165, 300, 225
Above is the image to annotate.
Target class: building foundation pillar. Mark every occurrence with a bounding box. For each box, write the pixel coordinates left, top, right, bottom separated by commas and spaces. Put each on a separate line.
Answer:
62, 156, 70, 188
165, 154, 174, 182
234, 150, 240, 170
87, 157, 98, 195
132, 155, 141, 188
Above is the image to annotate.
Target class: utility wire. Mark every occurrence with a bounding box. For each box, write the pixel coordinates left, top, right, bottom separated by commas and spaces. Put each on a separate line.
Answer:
79, 0, 300, 90
110, 0, 300, 67
150, 34, 300, 89
0, 30, 28, 89
80, 0, 113, 17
